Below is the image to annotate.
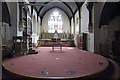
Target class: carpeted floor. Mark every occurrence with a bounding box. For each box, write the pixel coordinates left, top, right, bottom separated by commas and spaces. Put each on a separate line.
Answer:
2, 47, 118, 80
2, 47, 109, 79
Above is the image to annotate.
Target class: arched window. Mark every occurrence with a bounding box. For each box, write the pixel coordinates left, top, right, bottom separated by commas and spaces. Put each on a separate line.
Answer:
48, 10, 63, 33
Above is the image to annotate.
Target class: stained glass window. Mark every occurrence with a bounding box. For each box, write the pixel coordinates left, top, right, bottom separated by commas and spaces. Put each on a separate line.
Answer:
48, 10, 63, 33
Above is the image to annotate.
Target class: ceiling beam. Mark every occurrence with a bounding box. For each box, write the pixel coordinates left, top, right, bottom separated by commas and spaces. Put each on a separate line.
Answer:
37, 2, 49, 16
34, 6, 38, 13
75, 2, 84, 9
73, 2, 84, 17
73, 8, 77, 16
31, 5, 34, 16
62, 2, 74, 16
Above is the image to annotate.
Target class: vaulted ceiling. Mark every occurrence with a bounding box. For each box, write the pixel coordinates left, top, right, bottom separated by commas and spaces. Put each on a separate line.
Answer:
28, 1, 84, 20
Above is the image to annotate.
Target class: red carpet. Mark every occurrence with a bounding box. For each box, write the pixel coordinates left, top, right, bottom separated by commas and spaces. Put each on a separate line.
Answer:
2, 47, 109, 79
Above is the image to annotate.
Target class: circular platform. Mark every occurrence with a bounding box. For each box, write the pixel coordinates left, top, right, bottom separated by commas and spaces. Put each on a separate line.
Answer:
2, 47, 109, 79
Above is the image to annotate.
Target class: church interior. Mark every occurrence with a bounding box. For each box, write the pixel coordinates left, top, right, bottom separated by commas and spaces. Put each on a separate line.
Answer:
0, 0, 120, 80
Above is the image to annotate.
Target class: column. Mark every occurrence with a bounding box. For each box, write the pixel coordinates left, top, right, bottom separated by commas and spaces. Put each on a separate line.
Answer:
73, 15, 75, 35
78, 8, 81, 34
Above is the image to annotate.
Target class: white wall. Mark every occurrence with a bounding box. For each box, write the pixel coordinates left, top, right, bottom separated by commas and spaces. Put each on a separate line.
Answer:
75, 11, 79, 34
87, 33, 94, 52
32, 9, 39, 44
71, 18, 74, 34
37, 17, 41, 39
17, 3, 23, 36
74, 11, 79, 47
32, 9, 37, 34
81, 2, 89, 33
81, 2, 94, 52
42, 8, 70, 33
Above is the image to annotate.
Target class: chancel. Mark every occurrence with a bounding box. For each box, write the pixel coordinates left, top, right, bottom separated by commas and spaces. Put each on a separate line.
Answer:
53, 30, 59, 39
0, 1, 120, 80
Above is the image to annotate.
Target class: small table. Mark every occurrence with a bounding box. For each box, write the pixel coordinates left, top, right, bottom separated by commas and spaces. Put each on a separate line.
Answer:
52, 42, 62, 51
